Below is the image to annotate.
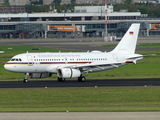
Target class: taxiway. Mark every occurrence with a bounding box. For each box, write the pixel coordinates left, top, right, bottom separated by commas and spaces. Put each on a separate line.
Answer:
0, 78, 160, 89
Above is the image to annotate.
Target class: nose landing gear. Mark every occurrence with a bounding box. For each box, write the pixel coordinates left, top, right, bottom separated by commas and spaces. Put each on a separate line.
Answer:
23, 73, 29, 83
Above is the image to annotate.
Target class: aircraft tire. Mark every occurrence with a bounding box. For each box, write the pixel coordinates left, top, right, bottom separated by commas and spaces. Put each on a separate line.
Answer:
58, 77, 66, 82
78, 76, 86, 82
23, 79, 28, 83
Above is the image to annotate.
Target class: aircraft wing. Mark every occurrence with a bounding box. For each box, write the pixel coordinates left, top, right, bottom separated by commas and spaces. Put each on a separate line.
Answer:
56, 53, 145, 73
57, 55, 144, 73
58, 62, 125, 73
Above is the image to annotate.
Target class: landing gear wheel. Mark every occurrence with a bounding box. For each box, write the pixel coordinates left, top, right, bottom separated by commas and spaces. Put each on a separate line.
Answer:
58, 77, 66, 82
78, 76, 86, 82
23, 79, 28, 83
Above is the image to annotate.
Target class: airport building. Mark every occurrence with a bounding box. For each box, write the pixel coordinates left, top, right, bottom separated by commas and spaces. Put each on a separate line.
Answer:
0, 5, 159, 39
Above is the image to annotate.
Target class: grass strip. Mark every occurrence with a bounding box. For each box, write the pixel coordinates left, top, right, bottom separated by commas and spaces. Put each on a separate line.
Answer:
103, 43, 160, 49
0, 88, 160, 112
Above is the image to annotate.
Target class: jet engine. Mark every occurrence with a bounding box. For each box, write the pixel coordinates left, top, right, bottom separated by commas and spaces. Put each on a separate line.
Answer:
29, 73, 52, 78
57, 68, 81, 78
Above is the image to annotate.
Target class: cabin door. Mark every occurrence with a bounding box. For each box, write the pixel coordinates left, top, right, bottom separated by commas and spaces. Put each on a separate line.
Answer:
112, 54, 118, 62
27, 55, 33, 66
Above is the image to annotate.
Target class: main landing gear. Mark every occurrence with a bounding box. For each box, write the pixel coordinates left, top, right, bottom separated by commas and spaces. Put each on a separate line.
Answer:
78, 76, 86, 82
57, 76, 86, 82
58, 77, 66, 82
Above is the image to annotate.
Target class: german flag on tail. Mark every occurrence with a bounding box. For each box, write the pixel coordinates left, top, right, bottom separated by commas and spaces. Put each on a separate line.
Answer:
129, 31, 134, 35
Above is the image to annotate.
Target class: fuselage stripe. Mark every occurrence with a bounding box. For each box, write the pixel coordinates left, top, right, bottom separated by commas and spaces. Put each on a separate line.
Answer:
5, 62, 91, 65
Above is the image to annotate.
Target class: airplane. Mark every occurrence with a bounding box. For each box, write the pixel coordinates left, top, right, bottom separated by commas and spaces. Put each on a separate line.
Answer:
4, 23, 143, 83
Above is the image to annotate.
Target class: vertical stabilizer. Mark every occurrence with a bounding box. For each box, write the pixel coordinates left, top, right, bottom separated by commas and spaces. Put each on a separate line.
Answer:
111, 23, 140, 54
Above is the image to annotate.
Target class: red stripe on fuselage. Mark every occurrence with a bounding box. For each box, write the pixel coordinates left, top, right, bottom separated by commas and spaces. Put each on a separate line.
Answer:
5, 62, 91, 65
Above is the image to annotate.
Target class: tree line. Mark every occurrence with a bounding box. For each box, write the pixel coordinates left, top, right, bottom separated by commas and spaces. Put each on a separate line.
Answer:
114, 1, 160, 17
1, 0, 160, 17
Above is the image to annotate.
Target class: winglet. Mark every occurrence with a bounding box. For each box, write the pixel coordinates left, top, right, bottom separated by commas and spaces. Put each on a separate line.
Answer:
111, 23, 140, 54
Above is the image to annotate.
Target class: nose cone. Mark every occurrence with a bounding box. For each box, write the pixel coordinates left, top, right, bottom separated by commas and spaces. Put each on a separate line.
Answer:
4, 63, 10, 71
4, 63, 14, 72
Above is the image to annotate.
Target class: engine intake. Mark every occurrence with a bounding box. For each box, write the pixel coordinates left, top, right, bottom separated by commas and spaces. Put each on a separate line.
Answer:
57, 68, 81, 78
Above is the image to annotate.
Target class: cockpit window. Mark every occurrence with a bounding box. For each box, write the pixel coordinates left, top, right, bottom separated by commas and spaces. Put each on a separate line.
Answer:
11, 58, 15, 61
10, 58, 22, 61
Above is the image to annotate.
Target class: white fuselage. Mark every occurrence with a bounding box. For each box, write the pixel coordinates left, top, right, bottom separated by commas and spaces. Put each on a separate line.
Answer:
4, 51, 131, 74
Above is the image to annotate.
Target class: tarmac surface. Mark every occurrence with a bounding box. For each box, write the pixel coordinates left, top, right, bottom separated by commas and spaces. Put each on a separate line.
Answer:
0, 37, 160, 52
0, 78, 160, 89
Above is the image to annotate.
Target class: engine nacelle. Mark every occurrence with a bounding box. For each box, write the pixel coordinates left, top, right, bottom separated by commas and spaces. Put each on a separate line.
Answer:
29, 73, 52, 78
57, 68, 81, 78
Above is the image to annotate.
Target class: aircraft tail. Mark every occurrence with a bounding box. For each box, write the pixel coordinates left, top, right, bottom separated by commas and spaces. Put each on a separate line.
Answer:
111, 23, 140, 54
